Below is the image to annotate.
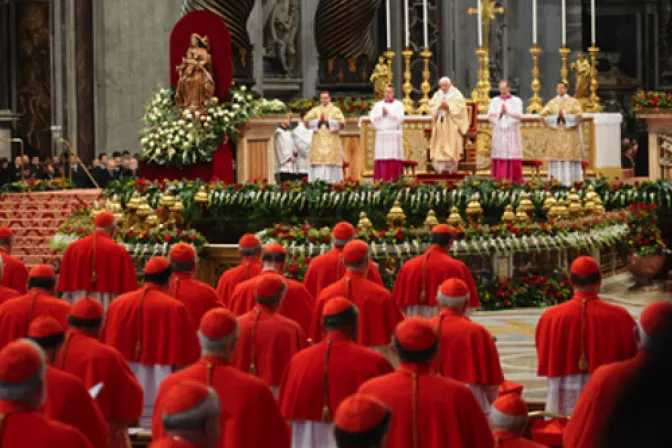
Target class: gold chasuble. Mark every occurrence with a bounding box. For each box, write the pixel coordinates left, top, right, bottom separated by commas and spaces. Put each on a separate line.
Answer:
429, 87, 470, 172
304, 104, 346, 166
540, 96, 583, 162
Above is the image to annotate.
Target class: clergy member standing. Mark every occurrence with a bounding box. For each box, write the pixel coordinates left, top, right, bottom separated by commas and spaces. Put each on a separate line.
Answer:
57, 211, 138, 308
393, 224, 479, 318
428, 77, 469, 173
0, 226, 28, 294
0, 257, 19, 304
333, 394, 392, 448
303, 221, 382, 299
233, 273, 308, 396
28, 316, 108, 448
278, 297, 393, 448
359, 318, 494, 448
274, 115, 302, 182
58, 297, 144, 448
536, 256, 637, 415
540, 82, 584, 186
564, 301, 672, 448
292, 110, 312, 179
488, 80, 524, 183
152, 308, 291, 448
304, 91, 345, 182
103, 257, 200, 428
215, 234, 263, 307
490, 394, 546, 447
430, 279, 504, 414
370, 84, 405, 181
168, 243, 221, 327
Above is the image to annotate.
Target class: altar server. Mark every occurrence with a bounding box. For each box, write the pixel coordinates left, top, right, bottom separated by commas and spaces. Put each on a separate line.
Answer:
152, 308, 290, 448
488, 80, 524, 183
28, 316, 108, 448
535, 256, 637, 415
229, 243, 313, 334
103, 257, 200, 428
215, 234, 263, 307
311, 241, 403, 360
168, 243, 220, 327
490, 394, 546, 447
292, 110, 312, 178
393, 224, 479, 318
0, 264, 70, 348
58, 297, 144, 448
274, 116, 302, 182
0, 340, 92, 447
371, 84, 405, 181
0, 257, 19, 304
278, 297, 393, 447
304, 91, 346, 183
358, 318, 494, 448
57, 211, 138, 308
0, 226, 28, 293
428, 77, 469, 173
233, 273, 308, 396
564, 301, 672, 448
303, 221, 382, 299
333, 394, 392, 448
540, 82, 584, 186
430, 278, 504, 414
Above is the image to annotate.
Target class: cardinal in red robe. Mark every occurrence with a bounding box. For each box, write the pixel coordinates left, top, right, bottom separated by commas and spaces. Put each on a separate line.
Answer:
429, 278, 504, 413
303, 222, 383, 299
0, 340, 92, 447
103, 257, 200, 428
278, 297, 394, 447
233, 273, 307, 396
229, 243, 314, 334
535, 256, 637, 415
359, 317, 494, 448
58, 297, 144, 448
0, 260, 19, 305
57, 211, 138, 308
334, 393, 392, 448
168, 243, 221, 327
311, 240, 403, 361
27, 315, 108, 448
153, 308, 290, 448
0, 226, 28, 294
216, 234, 263, 307
393, 224, 479, 318
0, 264, 71, 349
563, 301, 672, 448
490, 394, 547, 447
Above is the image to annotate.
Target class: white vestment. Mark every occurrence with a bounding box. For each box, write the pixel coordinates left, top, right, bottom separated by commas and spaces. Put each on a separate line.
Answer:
307, 113, 343, 183
274, 127, 297, 175
129, 363, 173, 428
290, 422, 337, 448
292, 122, 312, 175
429, 87, 469, 173
542, 94, 584, 186
545, 374, 591, 415
62, 291, 117, 310
370, 100, 405, 161
487, 96, 523, 160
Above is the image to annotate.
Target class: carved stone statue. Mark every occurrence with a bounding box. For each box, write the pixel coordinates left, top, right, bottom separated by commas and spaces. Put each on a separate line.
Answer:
571, 52, 591, 104
263, 0, 299, 76
370, 56, 391, 100
175, 33, 216, 111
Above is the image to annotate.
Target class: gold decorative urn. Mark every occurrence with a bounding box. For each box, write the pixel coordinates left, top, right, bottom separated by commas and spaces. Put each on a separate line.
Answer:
387, 201, 406, 229
424, 210, 439, 230
447, 207, 464, 228
465, 195, 483, 226
501, 205, 516, 224
357, 212, 374, 232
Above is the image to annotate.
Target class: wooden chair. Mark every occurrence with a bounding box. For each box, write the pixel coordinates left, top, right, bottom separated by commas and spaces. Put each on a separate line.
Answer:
424, 101, 478, 176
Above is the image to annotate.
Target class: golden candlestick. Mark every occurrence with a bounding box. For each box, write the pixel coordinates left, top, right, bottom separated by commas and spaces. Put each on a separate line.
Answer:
401, 47, 416, 114
471, 47, 488, 113
585, 45, 603, 112
559, 46, 570, 87
416, 47, 433, 115
384, 48, 395, 83
527, 44, 543, 114
480, 47, 492, 113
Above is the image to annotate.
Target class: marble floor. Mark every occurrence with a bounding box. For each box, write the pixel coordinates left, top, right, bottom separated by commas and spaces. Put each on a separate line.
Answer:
470, 273, 671, 405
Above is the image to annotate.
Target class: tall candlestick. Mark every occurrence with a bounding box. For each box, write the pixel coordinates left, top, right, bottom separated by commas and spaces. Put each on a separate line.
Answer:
404, 0, 410, 47
532, 0, 537, 45
423, 0, 429, 48
590, 0, 596, 44
561, 0, 566, 46
386, 0, 391, 48
477, 0, 483, 47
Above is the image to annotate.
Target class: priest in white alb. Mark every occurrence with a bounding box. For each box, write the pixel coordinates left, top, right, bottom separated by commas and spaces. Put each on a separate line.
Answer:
292, 109, 312, 179
429, 77, 469, 173
304, 91, 346, 182
370, 84, 405, 181
274, 115, 301, 182
487, 80, 524, 183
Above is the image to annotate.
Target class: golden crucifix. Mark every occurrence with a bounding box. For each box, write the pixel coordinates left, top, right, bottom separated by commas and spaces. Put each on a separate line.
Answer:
468, 0, 505, 51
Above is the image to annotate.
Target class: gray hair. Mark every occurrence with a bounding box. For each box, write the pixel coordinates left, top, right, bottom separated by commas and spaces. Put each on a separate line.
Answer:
198, 327, 239, 354
489, 408, 527, 432
332, 236, 352, 248
439, 77, 451, 85
162, 387, 220, 431
436, 288, 469, 309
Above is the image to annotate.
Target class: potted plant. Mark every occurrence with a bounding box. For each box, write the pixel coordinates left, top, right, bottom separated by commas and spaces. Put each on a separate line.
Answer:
625, 203, 668, 290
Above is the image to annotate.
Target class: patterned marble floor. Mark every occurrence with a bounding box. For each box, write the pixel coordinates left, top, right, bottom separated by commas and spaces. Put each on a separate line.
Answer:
470, 273, 671, 404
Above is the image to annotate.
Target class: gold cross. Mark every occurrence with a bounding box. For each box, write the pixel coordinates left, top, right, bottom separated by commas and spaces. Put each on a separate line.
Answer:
468, 1, 505, 49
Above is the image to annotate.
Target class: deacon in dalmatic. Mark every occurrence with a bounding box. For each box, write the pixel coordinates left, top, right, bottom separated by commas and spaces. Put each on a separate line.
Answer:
540, 82, 584, 186
304, 91, 346, 183
488, 80, 524, 183
428, 77, 469, 173
370, 84, 405, 181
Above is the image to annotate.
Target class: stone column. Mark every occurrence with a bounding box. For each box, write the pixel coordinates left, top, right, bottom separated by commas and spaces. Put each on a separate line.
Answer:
248, 0, 264, 95
0, 111, 19, 160
301, 0, 319, 97
391, 0, 403, 94
75, 0, 94, 163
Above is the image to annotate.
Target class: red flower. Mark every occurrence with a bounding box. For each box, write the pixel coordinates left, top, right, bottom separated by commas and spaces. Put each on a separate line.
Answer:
503, 299, 510, 306
288, 265, 298, 274
164, 234, 172, 242
77, 227, 83, 234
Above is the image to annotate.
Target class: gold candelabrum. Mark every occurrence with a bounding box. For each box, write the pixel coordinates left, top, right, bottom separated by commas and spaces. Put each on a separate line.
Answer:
401, 47, 416, 114
585, 45, 603, 112
416, 48, 433, 115
471, 47, 492, 114
559, 46, 571, 87
527, 44, 543, 114
384, 48, 395, 83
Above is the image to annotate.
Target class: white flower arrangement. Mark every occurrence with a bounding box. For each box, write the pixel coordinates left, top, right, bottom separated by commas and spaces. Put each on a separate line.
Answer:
252, 98, 288, 116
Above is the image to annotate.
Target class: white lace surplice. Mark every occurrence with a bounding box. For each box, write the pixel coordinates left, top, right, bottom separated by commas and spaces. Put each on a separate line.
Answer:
545, 374, 591, 416
487, 96, 523, 160
370, 100, 405, 161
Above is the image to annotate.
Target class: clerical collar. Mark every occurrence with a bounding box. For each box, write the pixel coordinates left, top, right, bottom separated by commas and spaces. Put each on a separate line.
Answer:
384, 99, 394, 104
278, 124, 288, 130
557, 94, 569, 99
500, 94, 512, 100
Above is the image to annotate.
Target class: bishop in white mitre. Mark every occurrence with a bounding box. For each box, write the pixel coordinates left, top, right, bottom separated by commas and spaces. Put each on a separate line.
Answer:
370, 84, 405, 181
487, 80, 524, 183
428, 77, 470, 173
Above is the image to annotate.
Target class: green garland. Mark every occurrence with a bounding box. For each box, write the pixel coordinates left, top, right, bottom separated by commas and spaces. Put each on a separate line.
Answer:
0, 178, 74, 193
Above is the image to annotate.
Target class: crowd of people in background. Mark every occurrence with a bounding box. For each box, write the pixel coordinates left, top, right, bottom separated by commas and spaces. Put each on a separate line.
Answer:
0, 150, 141, 188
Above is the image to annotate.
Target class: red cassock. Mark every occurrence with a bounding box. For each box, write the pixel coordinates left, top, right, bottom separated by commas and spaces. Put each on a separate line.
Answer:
152, 356, 291, 448
310, 271, 404, 347
43, 366, 108, 448
359, 363, 494, 448
393, 245, 480, 309
150, 438, 199, 448
563, 351, 647, 448
303, 248, 383, 299
169, 272, 222, 327
102, 284, 200, 367
493, 430, 548, 447
536, 292, 637, 377
0, 399, 92, 447
0, 285, 19, 304
229, 272, 314, 334
278, 331, 394, 421
0, 288, 70, 348
233, 305, 308, 388
57, 230, 138, 295
0, 250, 28, 294
215, 258, 262, 307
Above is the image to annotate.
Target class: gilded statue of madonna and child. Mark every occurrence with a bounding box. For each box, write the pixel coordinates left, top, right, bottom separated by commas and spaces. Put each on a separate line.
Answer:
175, 33, 216, 111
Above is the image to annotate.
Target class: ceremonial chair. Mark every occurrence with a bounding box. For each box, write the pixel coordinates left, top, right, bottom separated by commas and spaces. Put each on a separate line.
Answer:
423, 101, 478, 176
